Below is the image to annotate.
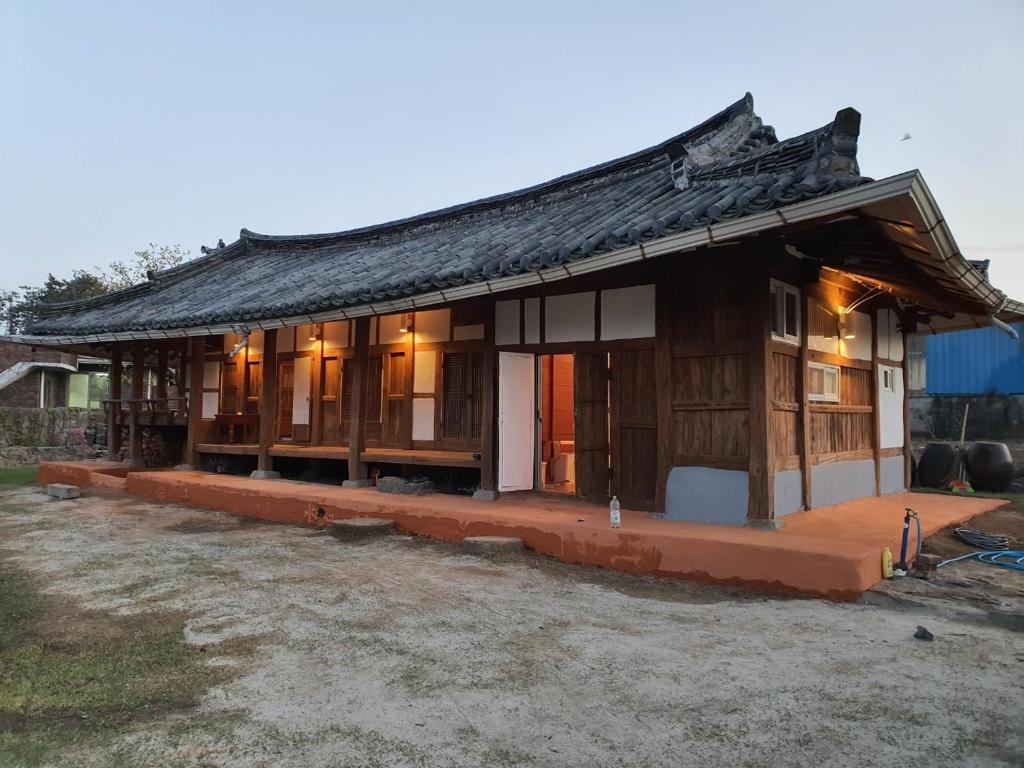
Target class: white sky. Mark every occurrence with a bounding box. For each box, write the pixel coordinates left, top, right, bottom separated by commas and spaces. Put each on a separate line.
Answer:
2, 1, 1023, 296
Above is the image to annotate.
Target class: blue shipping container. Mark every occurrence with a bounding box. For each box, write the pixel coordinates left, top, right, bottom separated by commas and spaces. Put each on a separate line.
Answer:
925, 322, 1024, 394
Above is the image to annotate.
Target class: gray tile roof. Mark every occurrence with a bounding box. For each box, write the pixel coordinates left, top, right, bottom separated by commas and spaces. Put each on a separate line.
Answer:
28, 93, 869, 336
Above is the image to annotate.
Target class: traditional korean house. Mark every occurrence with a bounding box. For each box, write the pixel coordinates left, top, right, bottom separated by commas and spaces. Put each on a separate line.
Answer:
11, 94, 1022, 527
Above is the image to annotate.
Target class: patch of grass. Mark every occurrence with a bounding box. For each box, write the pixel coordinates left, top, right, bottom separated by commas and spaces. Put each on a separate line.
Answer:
0, 466, 39, 488
0, 557, 242, 767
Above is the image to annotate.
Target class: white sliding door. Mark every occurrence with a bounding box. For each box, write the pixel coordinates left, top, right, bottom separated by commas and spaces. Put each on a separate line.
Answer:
498, 352, 536, 492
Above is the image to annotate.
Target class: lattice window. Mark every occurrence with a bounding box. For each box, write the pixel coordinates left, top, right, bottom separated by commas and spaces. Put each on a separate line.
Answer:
442, 351, 483, 441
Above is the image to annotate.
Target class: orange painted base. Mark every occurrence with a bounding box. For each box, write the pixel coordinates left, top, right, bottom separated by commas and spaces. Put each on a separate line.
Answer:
38, 461, 1006, 601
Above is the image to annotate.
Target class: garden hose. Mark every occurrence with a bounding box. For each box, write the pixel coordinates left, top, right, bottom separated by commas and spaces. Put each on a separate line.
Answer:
938, 550, 1024, 572
953, 528, 1009, 551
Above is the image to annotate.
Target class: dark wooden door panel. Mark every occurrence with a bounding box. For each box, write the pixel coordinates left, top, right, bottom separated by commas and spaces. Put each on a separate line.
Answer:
278, 362, 294, 439
574, 351, 609, 503
612, 347, 657, 510
321, 357, 341, 444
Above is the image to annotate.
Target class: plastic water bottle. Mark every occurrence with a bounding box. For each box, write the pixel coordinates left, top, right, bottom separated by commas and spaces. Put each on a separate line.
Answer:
610, 496, 621, 528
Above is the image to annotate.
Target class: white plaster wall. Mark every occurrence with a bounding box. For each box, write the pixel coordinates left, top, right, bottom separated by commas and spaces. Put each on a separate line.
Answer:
524, 297, 541, 344
495, 300, 520, 346
880, 455, 906, 494
414, 350, 436, 393
412, 398, 434, 441
774, 469, 803, 516
665, 467, 748, 525
379, 314, 404, 345
810, 459, 875, 508
545, 292, 595, 343
296, 324, 318, 351
203, 362, 220, 389
321, 321, 348, 348
878, 365, 905, 448
877, 308, 904, 361
600, 285, 655, 340
453, 324, 483, 341
278, 328, 295, 352
415, 309, 450, 343
202, 392, 219, 419
292, 357, 311, 425
839, 310, 872, 361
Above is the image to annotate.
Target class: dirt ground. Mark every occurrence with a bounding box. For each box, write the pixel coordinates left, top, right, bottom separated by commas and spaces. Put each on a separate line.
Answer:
1, 486, 1022, 768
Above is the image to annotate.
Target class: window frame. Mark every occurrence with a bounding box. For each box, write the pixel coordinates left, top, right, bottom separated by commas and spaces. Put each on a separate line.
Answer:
808, 361, 841, 403
770, 279, 801, 346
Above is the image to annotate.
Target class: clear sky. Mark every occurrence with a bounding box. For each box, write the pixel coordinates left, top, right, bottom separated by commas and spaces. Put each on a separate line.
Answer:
2, 1, 1023, 297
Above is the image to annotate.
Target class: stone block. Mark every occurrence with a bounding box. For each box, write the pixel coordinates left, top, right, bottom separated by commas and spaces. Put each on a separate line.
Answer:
46, 483, 80, 500
463, 536, 525, 555
330, 517, 395, 540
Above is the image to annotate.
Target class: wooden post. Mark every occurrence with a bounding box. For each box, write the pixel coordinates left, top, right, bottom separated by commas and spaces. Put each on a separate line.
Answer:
653, 257, 674, 515
128, 342, 146, 468
475, 300, 498, 500
902, 320, 913, 489
156, 343, 168, 408
184, 336, 205, 468
871, 310, 882, 496
253, 329, 279, 478
344, 317, 372, 487
106, 344, 123, 461
747, 252, 775, 525
798, 295, 812, 510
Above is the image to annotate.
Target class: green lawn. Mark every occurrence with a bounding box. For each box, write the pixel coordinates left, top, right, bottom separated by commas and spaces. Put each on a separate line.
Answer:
0, 555, 232, 767
0, 466, 39, 488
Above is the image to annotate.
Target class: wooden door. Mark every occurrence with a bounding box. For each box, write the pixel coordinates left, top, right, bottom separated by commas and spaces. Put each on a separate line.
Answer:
291, 356, 313, 442
320, 356, 341, 443
611, 348, 657, 511
574, 351, 609, 503
382, 352, 408, 447
497, 352, 535, 492
278, 361, 294, 439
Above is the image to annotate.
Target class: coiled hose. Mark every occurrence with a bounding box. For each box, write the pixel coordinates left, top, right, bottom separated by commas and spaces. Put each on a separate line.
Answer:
954, 527, 1009, 550
938, 551, 1024, 571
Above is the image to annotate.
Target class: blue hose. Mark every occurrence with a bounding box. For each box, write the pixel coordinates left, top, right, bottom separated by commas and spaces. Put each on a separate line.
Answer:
938, 551, 1024, 571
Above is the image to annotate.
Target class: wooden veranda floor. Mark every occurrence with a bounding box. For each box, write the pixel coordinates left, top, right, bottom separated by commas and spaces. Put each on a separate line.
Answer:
194, 443, 480, 468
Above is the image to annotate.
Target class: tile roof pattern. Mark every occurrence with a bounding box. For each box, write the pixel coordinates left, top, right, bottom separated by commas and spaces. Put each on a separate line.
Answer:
28, 94, 869, 336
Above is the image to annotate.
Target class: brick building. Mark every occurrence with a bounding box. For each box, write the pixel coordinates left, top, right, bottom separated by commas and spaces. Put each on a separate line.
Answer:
0, 341, 108, 409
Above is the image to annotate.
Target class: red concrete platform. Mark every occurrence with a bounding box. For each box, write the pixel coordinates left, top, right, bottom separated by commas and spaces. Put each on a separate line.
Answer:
39, 461, 1006, 601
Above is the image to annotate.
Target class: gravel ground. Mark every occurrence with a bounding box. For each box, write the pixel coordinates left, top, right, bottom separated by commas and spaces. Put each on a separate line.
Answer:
1, 486, 1022, 767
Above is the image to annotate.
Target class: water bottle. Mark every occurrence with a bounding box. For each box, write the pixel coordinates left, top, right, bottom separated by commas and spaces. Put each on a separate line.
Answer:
610, 496, 621, 528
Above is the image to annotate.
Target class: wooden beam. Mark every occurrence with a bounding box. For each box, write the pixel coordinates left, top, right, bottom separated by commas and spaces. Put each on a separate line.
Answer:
344, 317, 372, 486
798, 295, 812, 510
477, 299, 497, 497
653, 257, 674, 515
871, 311, 881, 495
127, 342, 146, 468
106, 344, 123, 461
747, 249, 775, 524
255, 329, 278, 475
184, 337, 205, 468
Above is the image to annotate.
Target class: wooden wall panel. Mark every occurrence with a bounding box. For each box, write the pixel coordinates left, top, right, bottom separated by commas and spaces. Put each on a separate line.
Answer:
771, 352, 799, 405
771, 409, 799, 460
841, 367, 872, 407
810, 411, 872, 455
672, 354, 748, 406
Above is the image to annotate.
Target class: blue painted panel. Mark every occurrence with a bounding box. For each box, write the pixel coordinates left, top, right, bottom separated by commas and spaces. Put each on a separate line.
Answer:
926, 323, 1024, 394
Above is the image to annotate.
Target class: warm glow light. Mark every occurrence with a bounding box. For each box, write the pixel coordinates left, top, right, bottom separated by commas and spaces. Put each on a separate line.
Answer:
399, 313, 411, 333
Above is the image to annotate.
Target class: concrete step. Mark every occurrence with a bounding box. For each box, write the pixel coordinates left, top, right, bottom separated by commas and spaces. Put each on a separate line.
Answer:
330, 517, 396, 540
463, 536, 525, 556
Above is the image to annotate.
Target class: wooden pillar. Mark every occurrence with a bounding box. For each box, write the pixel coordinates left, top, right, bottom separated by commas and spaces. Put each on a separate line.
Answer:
798, 295, 812, 510
747, 253, 775, 525
310, 325, 323, 445
156, 343, 168, 408
902, 320, 913, 489
344, 317, 372, 486
127, 342, 146, 468
475, 300, 497, 499
184, 336, 205, 468
254, 329, 279, 477
871, 311, 882, 495
106, 344, 123, 461
653, 257, 674, 515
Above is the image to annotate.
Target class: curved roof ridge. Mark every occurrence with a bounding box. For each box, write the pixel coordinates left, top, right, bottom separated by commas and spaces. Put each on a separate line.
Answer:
240, 93, 760, 248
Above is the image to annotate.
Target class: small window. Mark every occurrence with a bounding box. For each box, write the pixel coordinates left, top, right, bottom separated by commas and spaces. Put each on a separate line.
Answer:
808, 362, 841, 403
770, 280, 800, 344
881, 366, 896, 393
